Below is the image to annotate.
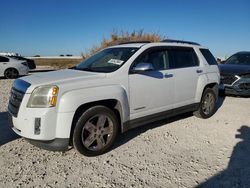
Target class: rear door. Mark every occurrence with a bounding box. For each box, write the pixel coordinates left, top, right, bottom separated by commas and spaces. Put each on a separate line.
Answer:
168, 47, 201, 108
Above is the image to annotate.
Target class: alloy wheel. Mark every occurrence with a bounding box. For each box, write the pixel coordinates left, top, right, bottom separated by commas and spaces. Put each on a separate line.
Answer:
81, 114, 114, 151
202, 92, 215, 115
5, 69, 18, 79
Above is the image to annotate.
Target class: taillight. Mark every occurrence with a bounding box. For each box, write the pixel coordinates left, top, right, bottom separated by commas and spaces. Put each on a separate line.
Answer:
21, 62, 28, 66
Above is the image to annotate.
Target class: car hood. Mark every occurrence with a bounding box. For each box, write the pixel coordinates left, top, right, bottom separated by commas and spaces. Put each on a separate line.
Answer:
219, 64, 250, 75
20, 69, 106, 93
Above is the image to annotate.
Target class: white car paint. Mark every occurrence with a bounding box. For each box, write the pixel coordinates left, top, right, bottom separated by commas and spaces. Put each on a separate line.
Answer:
8, 42, 220, 146
0, 56, 29, 77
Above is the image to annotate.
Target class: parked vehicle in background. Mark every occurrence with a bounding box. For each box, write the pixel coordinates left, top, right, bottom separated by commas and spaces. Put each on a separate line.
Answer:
8, 40, 220, 156
219, 51, 250, 96
0, 52, 19, 56
0, 56, 29, 79
10, 56, 36, 70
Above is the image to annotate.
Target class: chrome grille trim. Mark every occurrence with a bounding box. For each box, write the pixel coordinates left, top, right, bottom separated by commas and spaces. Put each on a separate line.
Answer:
221, 74, 240, 86
8, 79, 31, 117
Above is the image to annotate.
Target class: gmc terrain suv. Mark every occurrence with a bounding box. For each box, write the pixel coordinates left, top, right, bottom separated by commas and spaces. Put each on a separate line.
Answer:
8, 40, 220, 156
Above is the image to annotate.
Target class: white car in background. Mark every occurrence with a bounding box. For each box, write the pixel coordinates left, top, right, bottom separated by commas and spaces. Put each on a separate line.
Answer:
0, 56, 29, 78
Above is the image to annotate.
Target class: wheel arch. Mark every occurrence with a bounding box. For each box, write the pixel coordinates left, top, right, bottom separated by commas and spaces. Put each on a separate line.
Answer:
69, 99, 123, 145
4, 67, 19, 77
199, 82, 219, 102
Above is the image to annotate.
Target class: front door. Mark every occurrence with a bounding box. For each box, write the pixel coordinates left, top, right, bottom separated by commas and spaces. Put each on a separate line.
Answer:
129, 47, 174, 120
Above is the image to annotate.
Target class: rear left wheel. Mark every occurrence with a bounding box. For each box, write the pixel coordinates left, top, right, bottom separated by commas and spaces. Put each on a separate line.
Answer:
4, 68, 19, 79
73, 106, 119, 156
194, 88, 217, 119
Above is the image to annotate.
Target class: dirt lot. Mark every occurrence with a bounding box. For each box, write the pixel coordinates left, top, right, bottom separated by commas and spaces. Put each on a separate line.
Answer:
0, 79, 250, 188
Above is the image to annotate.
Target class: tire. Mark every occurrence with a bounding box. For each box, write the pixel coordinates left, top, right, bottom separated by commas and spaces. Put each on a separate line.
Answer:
219, 89, 225, 97
4, 68, 19, 79
73, 105, 119, 156
194, 88, 217, 119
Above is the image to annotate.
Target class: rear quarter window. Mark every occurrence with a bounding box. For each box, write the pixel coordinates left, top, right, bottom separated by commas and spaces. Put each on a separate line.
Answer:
200, 49, 217, 65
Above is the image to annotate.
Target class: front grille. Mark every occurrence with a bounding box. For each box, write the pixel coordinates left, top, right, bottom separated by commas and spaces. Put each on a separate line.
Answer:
8, 88, 25, 117
220, 74, 238, 85
238, 83, 250, 90
8, 79, 30, 118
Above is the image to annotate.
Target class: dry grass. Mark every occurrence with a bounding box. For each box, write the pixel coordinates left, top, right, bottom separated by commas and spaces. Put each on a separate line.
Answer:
34, 58, 82, 69
82, 30, 165, 58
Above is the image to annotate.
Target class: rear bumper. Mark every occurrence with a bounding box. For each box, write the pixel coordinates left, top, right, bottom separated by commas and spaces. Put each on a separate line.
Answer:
19, 66, 29, 75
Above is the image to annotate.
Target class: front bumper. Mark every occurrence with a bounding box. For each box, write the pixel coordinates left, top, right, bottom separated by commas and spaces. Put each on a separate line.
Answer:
8, 111, 71, 151
220, 76, 250, 97
9, 112, 69, 151
7, 79, 73, 151
222, 81, 250, 96
26, 138, 69, 151
8, 92, 75, 151
224, 86, 250, 96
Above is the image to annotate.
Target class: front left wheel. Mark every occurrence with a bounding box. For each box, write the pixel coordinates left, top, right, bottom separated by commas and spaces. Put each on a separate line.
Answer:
73, 106, 119, 156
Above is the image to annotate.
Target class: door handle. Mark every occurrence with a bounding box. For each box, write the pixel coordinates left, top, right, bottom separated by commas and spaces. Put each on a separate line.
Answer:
164, 73, 173, 78
196, 69, 203, 73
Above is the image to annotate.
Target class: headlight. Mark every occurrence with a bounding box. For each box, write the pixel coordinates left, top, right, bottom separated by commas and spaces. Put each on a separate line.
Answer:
27, 85, 59, 108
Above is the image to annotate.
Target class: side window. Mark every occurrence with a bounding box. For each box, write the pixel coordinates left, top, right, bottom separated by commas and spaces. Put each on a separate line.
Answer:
133, 49, 170, 71
237, 54, 250, 65
169, 48, 199, 69
0, 56, 9, 62
200, 49, 217, 65
244, 55, 250, 64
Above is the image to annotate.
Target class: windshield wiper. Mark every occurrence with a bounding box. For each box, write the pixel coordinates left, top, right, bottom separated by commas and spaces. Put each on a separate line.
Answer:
73, 67, 95, 72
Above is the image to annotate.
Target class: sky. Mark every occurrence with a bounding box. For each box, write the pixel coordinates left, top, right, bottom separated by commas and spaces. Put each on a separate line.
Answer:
0, 0, 249, 58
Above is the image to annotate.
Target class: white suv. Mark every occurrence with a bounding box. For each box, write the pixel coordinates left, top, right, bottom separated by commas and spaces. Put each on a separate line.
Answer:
8, 40, 220, 156
0, 56, 29, 78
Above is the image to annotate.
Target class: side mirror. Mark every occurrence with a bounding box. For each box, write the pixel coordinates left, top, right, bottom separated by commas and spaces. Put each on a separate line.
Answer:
132, 63, 154, 73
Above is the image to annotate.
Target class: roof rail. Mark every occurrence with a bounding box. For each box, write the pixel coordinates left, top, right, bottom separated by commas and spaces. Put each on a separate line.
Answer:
119, 41, 151, 45
161, 39, 200, 46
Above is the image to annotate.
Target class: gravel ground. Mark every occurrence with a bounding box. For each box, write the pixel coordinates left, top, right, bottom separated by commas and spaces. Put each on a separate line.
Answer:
0, 79, 250, 188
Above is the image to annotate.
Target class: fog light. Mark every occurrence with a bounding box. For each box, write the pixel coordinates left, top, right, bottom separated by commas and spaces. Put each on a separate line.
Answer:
34, 118, 41, 135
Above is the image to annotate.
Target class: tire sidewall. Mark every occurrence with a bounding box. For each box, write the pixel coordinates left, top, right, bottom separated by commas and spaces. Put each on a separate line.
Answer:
73, 106, 119, 156
4, 68, 18, 79
199, 88, 217, 119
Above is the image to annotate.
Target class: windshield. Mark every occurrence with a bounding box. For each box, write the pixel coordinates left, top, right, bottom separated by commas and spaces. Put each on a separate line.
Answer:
75, 47, 138, 73
226, 53, 250, 65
